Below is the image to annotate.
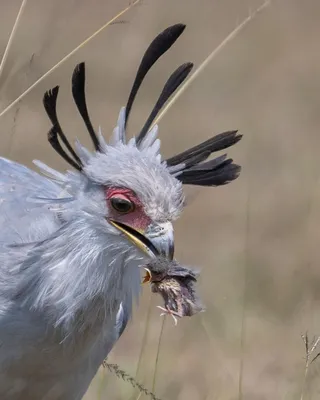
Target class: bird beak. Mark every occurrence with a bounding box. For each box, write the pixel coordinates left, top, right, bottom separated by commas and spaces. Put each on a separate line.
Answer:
108, 220, 174, 260
144, 221, 174, 261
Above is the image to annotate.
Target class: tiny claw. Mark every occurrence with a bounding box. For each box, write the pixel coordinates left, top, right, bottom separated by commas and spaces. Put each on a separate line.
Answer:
156, 305, 181, 326
142, 268, 152, 284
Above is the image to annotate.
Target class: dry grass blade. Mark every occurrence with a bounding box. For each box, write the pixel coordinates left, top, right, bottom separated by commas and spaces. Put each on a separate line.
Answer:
0, 0, 141, 118
238, 171, 252, 400
147, 4, 271, 398
103, 361, 162, 400
130, 292, 153, 400
0, 0, 28, 81
151, 316, 166, 395
300, 333, 320, 400
152, 0, 270, 128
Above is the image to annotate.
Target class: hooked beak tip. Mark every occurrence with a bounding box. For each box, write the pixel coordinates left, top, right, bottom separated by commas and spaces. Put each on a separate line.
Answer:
145, 222, 174, 261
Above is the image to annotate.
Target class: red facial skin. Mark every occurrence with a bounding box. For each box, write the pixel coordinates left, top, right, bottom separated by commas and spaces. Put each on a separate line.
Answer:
105, 187, 151, 232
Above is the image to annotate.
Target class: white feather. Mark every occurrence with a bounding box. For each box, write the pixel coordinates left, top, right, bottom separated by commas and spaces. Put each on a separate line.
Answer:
33, 160, 67, 183
139, 124, 159, 150
110, 126, 120, 146
168, 163, 186, 174
117, 107, 126, 144
74, 140, 92, 164
127, 137, 136, 147
97, 126, 108, 152
149, 138, 161, 155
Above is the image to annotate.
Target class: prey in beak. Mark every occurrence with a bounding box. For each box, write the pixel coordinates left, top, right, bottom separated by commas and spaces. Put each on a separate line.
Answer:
142, 257, 204, 325
108, 219, 174, 260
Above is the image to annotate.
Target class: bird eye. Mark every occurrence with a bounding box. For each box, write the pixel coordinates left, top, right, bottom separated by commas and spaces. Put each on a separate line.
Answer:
110, 197, 134, 214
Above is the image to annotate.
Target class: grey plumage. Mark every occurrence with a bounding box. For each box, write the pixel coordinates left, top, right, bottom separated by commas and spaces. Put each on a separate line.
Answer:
0, 121, 182, 399
0, 24, 242, 399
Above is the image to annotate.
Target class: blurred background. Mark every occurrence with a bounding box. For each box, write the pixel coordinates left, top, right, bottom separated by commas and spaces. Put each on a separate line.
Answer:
1, 0, 320, 398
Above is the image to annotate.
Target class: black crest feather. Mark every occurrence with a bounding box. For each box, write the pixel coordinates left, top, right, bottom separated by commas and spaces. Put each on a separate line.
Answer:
43, 87, 83, 170
42, 23, 243, 185
72, 62, 100, 151
47, 126, 82, 171
169, 131, 243, 186
136, 62, 193, 145
166, 131, 242, 166
178, 160, 241, 186
125, 23, 186, 128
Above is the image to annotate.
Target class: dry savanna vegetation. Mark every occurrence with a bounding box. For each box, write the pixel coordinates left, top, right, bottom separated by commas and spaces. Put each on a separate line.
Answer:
1, 0, 320, 399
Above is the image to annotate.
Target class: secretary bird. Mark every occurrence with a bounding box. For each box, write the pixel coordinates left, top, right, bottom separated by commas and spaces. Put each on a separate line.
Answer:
0, 24, 242, 399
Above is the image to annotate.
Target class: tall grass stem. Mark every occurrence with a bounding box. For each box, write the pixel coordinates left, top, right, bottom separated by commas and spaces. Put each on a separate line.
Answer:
0, 0, 28, 81
0, 0, 141, 118
152, 0, 270, 128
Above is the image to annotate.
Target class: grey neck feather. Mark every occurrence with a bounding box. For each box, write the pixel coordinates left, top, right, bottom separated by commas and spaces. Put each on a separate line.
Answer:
4, 216, 144, 340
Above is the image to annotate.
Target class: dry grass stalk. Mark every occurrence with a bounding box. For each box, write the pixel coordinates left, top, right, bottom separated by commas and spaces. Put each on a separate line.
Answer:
151, 316, 166, 395
0, 0, 28, 81
103, 361, 161, 400
130, 292, 153, 400
146, 3, 271, 399
152, 0, 271, 128
300, 333, 320, 400
0, 0, 142, 118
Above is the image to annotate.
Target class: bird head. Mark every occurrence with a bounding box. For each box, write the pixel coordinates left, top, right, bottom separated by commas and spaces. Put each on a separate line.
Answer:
77, 136, 182, 260
41, 24, 242, 265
